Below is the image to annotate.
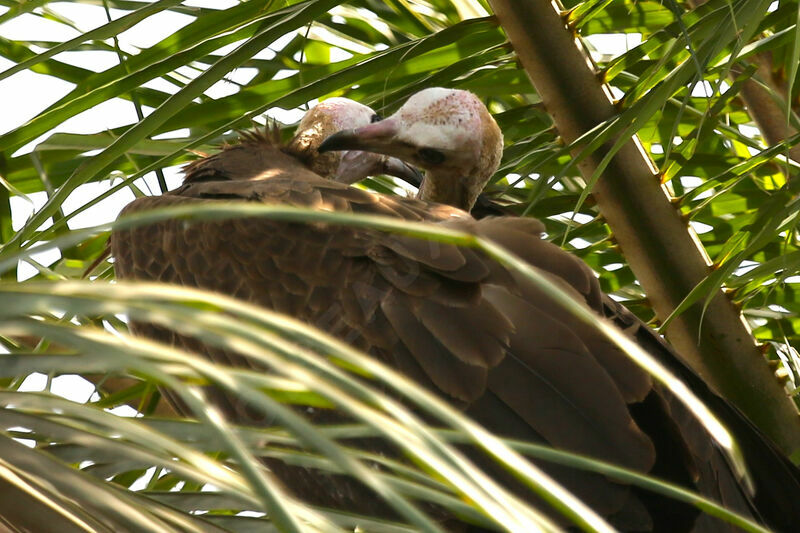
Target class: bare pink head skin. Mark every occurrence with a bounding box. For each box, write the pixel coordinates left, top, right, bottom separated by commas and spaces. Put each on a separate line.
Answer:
317, 88, 503, 211
287, 97, 419, 184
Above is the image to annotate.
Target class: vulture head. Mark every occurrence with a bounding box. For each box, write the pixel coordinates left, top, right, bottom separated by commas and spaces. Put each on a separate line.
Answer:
183, 97, 421, 185
286, 97, 421, 184
318, 88, 503, 211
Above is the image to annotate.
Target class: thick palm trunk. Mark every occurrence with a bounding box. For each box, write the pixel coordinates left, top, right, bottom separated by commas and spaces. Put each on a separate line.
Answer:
488, 0, 800, 453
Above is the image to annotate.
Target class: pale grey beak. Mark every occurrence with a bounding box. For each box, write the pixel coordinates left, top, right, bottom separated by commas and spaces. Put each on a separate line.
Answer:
318, 119, 402, 155
319, 119, 422, 186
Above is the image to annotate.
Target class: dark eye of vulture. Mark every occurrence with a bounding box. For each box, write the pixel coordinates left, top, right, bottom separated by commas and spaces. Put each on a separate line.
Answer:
417, 147, 446, 165
112, 90, 800, 532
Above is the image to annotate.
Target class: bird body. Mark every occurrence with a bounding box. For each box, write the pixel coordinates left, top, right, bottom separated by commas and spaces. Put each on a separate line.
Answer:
112, 93, 800, 531
318, 88, 800, 531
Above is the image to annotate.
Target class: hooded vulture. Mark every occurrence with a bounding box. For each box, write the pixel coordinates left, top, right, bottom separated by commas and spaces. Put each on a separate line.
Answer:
112, 91, 800, 531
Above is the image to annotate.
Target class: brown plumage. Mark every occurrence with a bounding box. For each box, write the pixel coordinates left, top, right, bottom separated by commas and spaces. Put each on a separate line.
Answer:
112, 93, 800, 531
318, 88, 800, 531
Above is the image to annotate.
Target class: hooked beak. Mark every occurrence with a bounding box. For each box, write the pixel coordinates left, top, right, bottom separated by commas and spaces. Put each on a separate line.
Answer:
318, 118, 402, 156
382, 158, 422, 187
319, 119, 423, 186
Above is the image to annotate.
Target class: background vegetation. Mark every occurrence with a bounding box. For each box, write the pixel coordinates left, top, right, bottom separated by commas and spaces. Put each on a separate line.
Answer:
0, 0, 798, 531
